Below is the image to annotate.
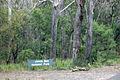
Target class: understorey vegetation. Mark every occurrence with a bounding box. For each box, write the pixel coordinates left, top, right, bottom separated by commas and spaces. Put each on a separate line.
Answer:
0, 0, 120, 72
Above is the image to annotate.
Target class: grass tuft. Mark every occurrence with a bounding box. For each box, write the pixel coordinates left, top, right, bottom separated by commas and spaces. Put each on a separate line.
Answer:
0, 59, 72, 72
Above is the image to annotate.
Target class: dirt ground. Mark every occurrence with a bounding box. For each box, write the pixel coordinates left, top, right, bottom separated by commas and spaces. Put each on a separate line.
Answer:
0, 65, 120, 80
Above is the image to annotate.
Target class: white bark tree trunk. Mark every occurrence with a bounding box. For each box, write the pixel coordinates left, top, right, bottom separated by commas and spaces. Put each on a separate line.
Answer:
84, 0, 94, 63
8, 0, 12, 25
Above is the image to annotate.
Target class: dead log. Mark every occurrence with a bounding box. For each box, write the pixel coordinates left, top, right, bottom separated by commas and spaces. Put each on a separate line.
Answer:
72, 63, 91, 72
72, 66, 90, 72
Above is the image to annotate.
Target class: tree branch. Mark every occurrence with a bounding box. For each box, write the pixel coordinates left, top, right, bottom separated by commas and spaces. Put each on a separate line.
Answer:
59, 0, 75, 14
96, 0, 107, 21
93, 0, 98, 9
30, 0, 53, 12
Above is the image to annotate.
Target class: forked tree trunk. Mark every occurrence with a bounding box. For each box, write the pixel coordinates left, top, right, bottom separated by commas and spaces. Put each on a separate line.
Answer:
72, 0, 85, 65
84, 0, 93, 63
50, 0, 59, 61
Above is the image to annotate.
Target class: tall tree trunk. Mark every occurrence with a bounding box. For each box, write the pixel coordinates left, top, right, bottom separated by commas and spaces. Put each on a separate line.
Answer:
7, 41, 12, 64
68, 9, 74, 58
84, 0, 93, 63
68, 33, 73, 58
8, 0, 12, 24
72, 0, 85, 66
59, 0, 66, 59
13, 44, 19, 64
7, 0, 12, 64
50, 0, 59, 61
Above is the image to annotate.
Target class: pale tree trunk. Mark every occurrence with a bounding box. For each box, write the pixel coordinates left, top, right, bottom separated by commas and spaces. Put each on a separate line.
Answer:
73, 0, 85, 65
84, 0, 94, 63
68, 9, 74, 58
68, 33, 73, 58
7, 0, 12, 64
50, 0, 59, 61
59, 0, 66, 59
8, 0, 12, 24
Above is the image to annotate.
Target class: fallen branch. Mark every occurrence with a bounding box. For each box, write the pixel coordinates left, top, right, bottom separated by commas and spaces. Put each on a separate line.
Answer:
72, 63, 91, 72
72, 66, 90, 72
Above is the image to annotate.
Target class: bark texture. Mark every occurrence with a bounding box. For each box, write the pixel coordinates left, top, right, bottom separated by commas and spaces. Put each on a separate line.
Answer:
72, 0, 85, 65
50, 0, 59, 61
84, 0, 94, 63
59, 0, 66, 59
68, 33, 73, 58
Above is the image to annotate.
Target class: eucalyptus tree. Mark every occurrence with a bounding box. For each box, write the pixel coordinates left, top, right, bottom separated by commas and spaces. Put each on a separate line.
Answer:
8, 0, 12, 24
59, 0, 66, 59
84, 0, 94, 63
50, 0, 59, 61
7, 0, 13, 64
50, 0, 75, 61
72, 0, 85, 66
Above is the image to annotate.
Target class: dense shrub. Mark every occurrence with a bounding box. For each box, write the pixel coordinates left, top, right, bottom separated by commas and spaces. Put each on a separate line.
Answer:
90, 22, 118, 64
17, 49, 35, 62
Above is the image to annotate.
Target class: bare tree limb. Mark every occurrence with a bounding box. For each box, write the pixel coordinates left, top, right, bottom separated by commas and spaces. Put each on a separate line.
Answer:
30, 0, 52, 12
93, 0, 98, 9
32, 0, 46, 9
59, 0, 75, 14
96, 0, 107, 21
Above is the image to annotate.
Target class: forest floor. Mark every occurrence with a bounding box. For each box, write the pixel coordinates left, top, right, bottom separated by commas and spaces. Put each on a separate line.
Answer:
0, 64, 120, 80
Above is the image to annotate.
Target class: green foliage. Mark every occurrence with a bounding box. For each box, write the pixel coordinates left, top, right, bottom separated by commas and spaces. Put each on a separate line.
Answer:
17, 49, 35, 62
0, 59, 72, 72
28, 4, 52, 57
104, 58, 120, 65
0, 62, 27, 72
90, 22, 118, 64
111, 19, 120, 54
54, 59, 72, 70
5, 78, 10, 80
0, 9, 27, 63
0, 0, 119, 69
74, 45, 86, 67
0, 8, 8, 27
0, 49, 9, 63
29, 59, 72, 70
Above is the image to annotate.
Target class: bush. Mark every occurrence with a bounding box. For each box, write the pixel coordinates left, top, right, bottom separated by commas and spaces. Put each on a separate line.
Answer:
17, 49, 35, 62
54, 59, 72, 70
90, 22, 118, 64
0, 59, 73, 72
